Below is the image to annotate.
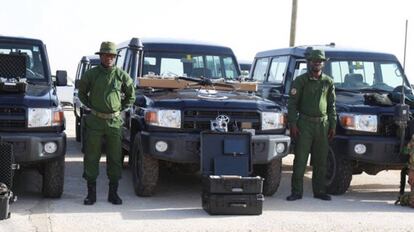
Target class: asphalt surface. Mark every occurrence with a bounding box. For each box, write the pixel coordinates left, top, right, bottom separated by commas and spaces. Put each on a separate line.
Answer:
1, 109, 414, 232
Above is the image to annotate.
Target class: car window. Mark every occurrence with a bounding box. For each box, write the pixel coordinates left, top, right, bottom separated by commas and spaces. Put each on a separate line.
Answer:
75, 62, 82, 81
268, 56, 288, 83
328, 60, 407, 91
206, 55, 221, 78
223, 57, 238, 79
116, 48, 127, 69
141, 52, 239, 79
252, 57, 269, 82
293, 61, 307, 80
0, 44, 46, 81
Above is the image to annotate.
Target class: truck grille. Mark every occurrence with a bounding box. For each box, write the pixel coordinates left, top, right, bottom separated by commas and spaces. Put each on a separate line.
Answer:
183, 110, 260, 131
379, 115, 397, 137
0, 107, 26, 129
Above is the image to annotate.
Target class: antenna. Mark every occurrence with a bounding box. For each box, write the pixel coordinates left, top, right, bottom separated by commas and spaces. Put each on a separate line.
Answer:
403, 20, 408, 70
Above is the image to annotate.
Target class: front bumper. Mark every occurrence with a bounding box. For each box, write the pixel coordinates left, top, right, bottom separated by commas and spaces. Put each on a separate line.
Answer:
140, 131, 290, 164
0, 132, 66, 164
332, 135, 406, 165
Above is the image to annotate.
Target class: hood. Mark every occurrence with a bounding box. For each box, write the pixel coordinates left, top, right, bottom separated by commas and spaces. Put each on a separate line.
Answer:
335, 90, 411, 114
139, 89, 281, 111
0, 84, 56, 108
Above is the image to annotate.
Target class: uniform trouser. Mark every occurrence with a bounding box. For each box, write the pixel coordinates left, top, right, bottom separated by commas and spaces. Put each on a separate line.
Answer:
83, 114, 123, 183
291, 117, 329, 195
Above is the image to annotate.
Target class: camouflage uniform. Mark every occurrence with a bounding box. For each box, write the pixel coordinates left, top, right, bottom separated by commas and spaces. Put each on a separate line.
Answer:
403, 136, 414, 191
396, 136, 414, 207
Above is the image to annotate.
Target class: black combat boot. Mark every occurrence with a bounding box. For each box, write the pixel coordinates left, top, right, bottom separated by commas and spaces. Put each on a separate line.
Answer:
108, 182, 122, 205
84, 182, 96, 205
286, 193, 302, 201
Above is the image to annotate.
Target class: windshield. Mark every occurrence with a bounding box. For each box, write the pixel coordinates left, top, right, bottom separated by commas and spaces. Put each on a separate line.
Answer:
0, 42, 47, 81
142, 52, 240, 79
328, 60, 409, 92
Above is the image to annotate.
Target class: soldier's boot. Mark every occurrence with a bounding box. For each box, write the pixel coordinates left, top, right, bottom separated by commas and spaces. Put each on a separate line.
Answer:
84, 182, 96, 205
108, 182, 122, 205
286, 193, 302, 201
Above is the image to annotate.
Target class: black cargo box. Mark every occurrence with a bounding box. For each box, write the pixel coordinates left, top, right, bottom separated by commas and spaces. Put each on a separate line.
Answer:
201, 132, 252, 176
202, 175, 263, 194
0, 184, 11, 220
202, 192, 264, 215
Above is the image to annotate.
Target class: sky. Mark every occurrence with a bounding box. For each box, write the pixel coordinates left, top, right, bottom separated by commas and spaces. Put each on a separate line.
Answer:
0, 0, 413, 82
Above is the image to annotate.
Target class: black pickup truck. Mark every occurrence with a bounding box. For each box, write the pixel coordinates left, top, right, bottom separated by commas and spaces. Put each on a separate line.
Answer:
251, 44, 413, 194
104, 38, 290, 196
0, 36, 67, 198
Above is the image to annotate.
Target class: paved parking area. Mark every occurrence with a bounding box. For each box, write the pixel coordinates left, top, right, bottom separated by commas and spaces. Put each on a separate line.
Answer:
1, 110, 413, 232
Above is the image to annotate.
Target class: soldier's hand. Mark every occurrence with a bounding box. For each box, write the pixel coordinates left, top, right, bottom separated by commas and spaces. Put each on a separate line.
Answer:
290, 125, 300, 140
328, 128, 336, 141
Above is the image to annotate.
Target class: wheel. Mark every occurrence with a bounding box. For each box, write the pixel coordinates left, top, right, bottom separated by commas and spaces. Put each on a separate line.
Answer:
75, 116, 81, 142
130, 134, 159, 197
42, 156, 65, 198
326, 147, 353, 195
253, 158, 282, 196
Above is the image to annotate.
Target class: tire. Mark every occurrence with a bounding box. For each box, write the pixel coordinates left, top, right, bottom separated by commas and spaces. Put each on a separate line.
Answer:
42, 156, 65, 198
253, 158, 282, 196
75, 116, 81, 142
130, 134, 159, 197
122, 148, 130, 169
326, 147, 353, 195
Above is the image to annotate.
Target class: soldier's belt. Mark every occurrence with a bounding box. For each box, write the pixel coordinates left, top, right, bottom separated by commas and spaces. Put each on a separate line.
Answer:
299, 114, 327, 123
91, 109, 120, 119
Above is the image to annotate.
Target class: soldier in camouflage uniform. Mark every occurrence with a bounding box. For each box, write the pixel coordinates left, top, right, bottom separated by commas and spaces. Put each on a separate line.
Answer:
407, 140, 414, 190
398, 135, 414, 207
286, 49, 336, 201
79, 41, 135, 205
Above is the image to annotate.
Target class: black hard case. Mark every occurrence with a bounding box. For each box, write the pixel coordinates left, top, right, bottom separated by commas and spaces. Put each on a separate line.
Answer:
200, 132, 252, 176
202, 175, 263, 194
202, 192, 264, 215
0, 189, 11, 220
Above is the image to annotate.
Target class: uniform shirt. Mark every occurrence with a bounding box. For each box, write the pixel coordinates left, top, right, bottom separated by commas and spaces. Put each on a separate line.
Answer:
78, 65, 135, 113
287, 72, 336, 129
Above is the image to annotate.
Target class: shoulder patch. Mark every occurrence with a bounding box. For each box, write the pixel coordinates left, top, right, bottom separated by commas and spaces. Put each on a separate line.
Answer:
291, 88, 297, 95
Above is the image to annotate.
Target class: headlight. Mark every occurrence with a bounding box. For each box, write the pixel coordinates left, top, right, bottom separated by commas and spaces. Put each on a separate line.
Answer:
261, 112, 286, 130
145, 109, 181, 128
28, 107, 64, 128
339, 113, 377, 132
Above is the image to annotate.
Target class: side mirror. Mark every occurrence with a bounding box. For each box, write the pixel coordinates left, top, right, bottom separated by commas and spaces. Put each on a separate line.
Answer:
269, 88, 281, 99
56, 70, 68, 86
